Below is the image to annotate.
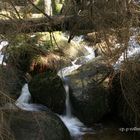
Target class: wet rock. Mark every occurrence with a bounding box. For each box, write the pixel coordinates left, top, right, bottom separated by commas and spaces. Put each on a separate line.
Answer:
0, 65, 25, 105
66, 58, 112, 125
28, 71, 66, 114
0, 109, 71, 140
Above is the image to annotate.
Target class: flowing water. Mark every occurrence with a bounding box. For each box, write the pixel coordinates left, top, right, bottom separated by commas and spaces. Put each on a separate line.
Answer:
0, 41, 8, 65
1, 34, 140, 140
16, 84, 48, 111
57, 45, 95, 77
114, 28, 140, 69
57, 40, 96, 139
15, 42, 96, 139
59, 78, 94, 139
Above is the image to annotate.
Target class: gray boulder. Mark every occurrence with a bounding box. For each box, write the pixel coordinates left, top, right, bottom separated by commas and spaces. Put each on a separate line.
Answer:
66, 58, 112, 125
1, 109, 71, 140
28, 71, 66, 114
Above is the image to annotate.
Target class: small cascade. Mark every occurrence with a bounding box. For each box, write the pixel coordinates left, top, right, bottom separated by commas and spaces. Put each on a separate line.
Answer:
16, 84, 47, 111
60, 78, 93, 139
58, 45, 95, 77
58, 64, 81, 78
58, 45, 96, 138
63, 79, 72, 117
16, 84, 31, 103
15, 36, 96, 139
0, 41, 8, 65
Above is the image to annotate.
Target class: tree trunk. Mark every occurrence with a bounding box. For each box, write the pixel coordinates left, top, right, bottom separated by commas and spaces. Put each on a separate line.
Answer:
44, 0, 52, 15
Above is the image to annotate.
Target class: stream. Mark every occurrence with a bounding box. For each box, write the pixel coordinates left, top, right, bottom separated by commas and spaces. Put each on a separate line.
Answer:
15, 42, 96, 139
0, 33, 140, 140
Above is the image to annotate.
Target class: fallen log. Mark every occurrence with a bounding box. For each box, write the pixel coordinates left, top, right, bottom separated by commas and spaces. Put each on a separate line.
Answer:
0, 11, 138, 35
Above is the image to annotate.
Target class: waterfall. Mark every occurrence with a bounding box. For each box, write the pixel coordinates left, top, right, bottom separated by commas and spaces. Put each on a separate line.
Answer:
15, 36, 96, 139
16, 84, 48, 111
58, 45, 95, 138
16, 84, 31, 103
63, 79, 72, 117
60, 79, 93, 138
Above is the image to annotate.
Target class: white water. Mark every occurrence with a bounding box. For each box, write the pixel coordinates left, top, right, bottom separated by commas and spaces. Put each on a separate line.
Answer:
57, 38, 96, 138
0, 41, 8, 65
16, 81, 93, 138
63, 79, 72, 117
60, 78, 94, 138
58, 45, 95, 77
114, 29, 140, 69
16, 84, 48, 111
15, 36, 96, 139
8, 32, 140, 138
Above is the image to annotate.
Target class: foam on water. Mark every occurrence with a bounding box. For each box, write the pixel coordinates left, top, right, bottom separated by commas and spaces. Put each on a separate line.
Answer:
60, 116, 93, 138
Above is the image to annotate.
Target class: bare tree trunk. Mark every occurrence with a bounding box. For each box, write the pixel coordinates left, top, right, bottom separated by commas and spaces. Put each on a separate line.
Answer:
44, 0, 52, 15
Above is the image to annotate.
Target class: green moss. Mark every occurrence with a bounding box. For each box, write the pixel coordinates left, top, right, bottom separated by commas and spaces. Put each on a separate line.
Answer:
53, 4, 63, 14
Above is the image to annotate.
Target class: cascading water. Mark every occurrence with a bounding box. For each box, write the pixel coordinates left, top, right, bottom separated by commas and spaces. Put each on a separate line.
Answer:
63, 79, 71, 117
16, 84, 48, 111
59, 78, 93, 139
0, 41, 8, 65
58, 43, 96, 139
4, 32, 140, 139
15, 36, 96, 139
57, 45, 95, 77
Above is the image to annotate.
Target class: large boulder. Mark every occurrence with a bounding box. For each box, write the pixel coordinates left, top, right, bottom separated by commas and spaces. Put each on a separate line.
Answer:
66, 58, 112, 125
28, 71, 66, 114
0, 109, 71, 140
